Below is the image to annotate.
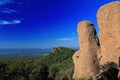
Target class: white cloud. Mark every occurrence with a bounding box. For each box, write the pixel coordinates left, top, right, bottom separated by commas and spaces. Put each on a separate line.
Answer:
57, 38, 74, 41
0, 0, 21, 26
0, 8, 17, 13
0, 0, 17, 14
0, 0, 13, 6
12, 20, 21, 24
0, 19, 21, 25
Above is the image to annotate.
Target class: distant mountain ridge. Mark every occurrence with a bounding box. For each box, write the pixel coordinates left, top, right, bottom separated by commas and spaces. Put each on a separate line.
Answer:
0, 48, 51, 60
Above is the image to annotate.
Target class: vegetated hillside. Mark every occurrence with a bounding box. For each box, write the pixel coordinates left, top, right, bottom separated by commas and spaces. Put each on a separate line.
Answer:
0, 47, 76, 80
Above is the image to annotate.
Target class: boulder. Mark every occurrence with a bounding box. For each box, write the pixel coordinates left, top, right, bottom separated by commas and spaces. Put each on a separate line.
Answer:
72, 20, 100, 80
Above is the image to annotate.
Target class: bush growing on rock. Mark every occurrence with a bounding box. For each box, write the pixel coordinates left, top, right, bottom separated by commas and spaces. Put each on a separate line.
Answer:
94, 62, 118, 80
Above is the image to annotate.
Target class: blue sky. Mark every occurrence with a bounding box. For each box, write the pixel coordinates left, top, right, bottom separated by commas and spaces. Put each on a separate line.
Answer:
0, 0, 113, 48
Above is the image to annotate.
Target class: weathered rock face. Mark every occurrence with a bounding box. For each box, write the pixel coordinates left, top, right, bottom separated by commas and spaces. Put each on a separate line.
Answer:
72, 20, 100, 80
97, 2, 120, 65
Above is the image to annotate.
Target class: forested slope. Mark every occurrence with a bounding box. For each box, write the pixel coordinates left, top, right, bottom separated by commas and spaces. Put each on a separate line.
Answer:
0, 47, 76, 80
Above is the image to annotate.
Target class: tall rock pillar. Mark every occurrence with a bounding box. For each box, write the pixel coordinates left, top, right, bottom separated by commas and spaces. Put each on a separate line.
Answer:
72, 20, 100, 80
97, 2, 120, 65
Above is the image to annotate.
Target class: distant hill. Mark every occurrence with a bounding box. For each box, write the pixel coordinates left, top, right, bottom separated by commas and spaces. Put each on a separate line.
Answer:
0, 48, 51, 60
0, 47, 76, 80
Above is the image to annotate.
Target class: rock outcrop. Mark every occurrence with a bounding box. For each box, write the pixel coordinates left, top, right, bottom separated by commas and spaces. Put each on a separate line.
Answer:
97, 2, 120, 65
52, 47, 64, 54
72, 20, 100, 80
73, 2, 120, 80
